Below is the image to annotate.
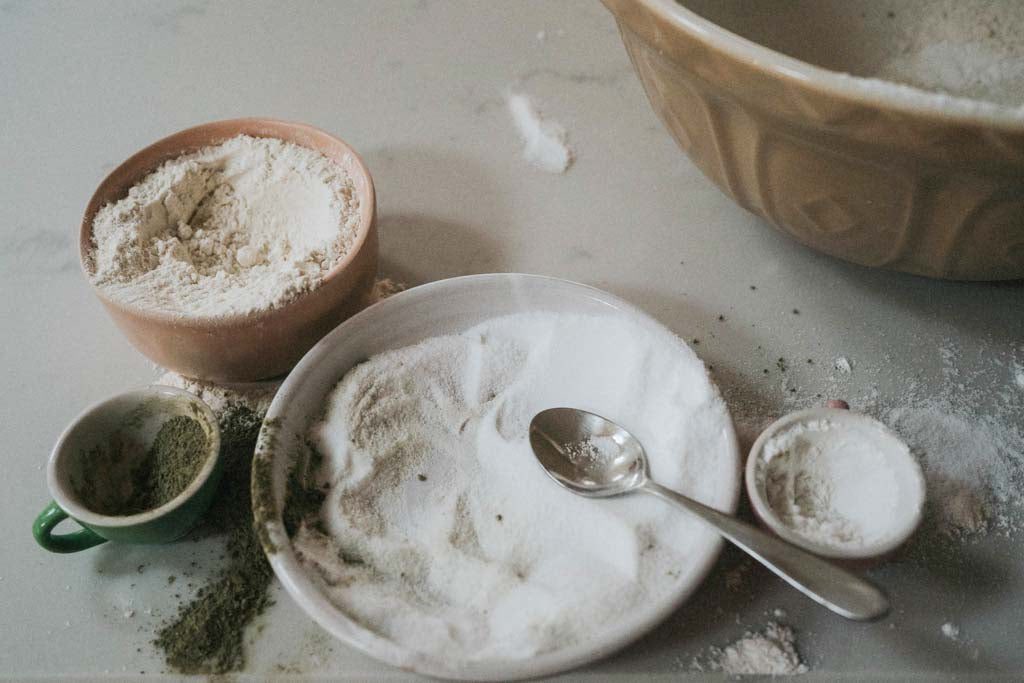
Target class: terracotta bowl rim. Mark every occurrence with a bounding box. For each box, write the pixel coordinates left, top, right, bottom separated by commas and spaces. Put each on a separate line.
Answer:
78, 117, 376, 330
623, 0, 1024, 130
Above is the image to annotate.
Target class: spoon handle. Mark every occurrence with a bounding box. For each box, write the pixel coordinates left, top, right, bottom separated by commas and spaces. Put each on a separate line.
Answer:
641, 481, 890, 621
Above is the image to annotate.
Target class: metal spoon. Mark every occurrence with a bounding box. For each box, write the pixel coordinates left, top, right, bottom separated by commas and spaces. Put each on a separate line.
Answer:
528, 407, 890, 621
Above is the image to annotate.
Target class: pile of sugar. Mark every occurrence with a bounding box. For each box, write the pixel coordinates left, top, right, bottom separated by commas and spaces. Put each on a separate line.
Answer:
761, 419, 905, 550
293, 311, 736, 662
88, 135, 361, 317
506, 92, 574, 173
693, 622, 808, 676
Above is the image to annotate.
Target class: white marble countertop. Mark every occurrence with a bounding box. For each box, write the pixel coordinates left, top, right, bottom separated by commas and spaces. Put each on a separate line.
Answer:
3, 0, 1023, 679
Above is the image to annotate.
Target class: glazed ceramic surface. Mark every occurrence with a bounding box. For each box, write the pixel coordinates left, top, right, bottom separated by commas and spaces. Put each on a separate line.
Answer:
604, 0, 1024, 280
252, 274, 741, 680
79, 118, 379, 382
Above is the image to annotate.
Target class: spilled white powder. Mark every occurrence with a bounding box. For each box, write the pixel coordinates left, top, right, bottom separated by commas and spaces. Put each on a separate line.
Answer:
88, 135, 361, 317
506, 92, 574, 173
761, 419, 910, 551
886, 403, 1024, 538
941, 622, 961, 640
700, 622, 808, 675
155, 371, 278, 417
295, 311, 736, 662
367, 277, 406, 303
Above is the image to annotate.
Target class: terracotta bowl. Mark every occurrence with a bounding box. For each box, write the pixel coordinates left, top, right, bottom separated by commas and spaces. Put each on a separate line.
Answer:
603, 0, 1024, 280
80, 118, 378, 382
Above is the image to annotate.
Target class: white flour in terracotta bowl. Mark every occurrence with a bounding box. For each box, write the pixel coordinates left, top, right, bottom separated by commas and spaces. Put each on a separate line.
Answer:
88, 134, 361, 317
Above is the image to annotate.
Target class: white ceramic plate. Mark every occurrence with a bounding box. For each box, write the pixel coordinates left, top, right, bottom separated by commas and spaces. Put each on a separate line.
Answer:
252, 273, 740, 680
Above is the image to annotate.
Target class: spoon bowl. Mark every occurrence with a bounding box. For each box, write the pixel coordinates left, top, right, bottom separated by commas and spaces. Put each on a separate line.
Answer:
529, 407, 891, 622
529, 407, 647, 496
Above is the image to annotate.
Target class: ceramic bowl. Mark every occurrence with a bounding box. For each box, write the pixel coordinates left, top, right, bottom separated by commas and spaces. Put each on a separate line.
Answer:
251, 273, 741, 680
80, 118, 378, 382
34, 385, 222, 553
603, 0, 1024, 280
745, 407, 926, 562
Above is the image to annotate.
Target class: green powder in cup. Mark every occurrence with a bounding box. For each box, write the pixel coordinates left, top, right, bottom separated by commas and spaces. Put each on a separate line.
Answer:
78, 415, 209, 516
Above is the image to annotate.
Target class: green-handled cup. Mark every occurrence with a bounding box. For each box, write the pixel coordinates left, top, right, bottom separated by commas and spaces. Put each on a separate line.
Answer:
33, 386, 222, 553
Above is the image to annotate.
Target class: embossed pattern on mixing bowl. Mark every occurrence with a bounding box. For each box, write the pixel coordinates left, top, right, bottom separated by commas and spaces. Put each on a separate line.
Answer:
605, 0, 1024, 280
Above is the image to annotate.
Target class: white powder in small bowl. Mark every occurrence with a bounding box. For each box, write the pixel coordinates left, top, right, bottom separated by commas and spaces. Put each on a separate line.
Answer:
757, 417, 922, 555
88, 135, 361, 318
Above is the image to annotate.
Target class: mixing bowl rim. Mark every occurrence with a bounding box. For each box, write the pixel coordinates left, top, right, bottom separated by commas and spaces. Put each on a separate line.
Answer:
621, 0, 1024, 130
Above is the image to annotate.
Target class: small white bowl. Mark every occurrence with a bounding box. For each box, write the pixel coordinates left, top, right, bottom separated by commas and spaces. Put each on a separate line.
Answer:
745, 407, 925, 561
252, 273, 741, 680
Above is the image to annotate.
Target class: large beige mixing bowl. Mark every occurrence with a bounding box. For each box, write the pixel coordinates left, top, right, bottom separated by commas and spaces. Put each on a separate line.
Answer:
604, 0, 1024, 280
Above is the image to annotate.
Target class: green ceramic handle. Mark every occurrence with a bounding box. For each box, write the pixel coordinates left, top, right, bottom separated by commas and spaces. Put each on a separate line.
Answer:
33, 500, 107, 553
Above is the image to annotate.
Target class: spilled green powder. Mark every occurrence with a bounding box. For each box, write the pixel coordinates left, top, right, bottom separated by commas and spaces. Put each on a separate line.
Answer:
282, 441, 326, 538
154, 405, 273, 675
79, 416, 208, 516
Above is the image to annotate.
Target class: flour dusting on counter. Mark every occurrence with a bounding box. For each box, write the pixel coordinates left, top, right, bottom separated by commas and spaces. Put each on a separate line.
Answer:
887, 403, 1024, 538
693, 621, 808, 675
291, 311, 735, 661
506, 92, 574, 173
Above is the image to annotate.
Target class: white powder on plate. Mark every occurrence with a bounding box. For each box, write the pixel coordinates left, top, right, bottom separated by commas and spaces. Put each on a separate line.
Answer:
294, 311, 735, 662
88, 135, 361, 317
506, 92, 574, 173
700, 622, 808, 675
